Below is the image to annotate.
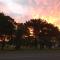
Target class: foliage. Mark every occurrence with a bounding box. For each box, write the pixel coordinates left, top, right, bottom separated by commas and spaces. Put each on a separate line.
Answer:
0, 13, 60, 50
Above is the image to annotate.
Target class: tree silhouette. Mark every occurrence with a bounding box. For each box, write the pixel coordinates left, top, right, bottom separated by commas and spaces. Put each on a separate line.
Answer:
0, 13, 59, 50
23, 19, 60, 49
0, 13, 15, 49
14, 23, 26, 49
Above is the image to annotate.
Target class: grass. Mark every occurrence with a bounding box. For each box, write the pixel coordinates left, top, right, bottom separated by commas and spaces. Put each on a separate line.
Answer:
0, 45, 60, 53
0, 47, 60, 53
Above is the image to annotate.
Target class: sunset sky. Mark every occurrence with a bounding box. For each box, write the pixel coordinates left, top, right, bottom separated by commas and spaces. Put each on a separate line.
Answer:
0, 0, 60, 29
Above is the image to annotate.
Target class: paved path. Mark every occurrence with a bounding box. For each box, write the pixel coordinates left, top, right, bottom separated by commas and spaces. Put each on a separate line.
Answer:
0, 51, 60, 60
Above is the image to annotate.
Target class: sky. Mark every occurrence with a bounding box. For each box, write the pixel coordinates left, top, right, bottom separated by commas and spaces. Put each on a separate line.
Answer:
0, 0, 60, 29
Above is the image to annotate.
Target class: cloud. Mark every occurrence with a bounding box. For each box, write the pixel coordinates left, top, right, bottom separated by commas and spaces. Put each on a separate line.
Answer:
0, 0, 59, 16
0, 0, 60, 28
0, 2, 10, 15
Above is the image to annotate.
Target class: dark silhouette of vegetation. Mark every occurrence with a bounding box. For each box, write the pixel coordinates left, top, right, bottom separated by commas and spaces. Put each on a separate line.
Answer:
14, 23, 25, 49
0, 13, 15, 50
23, 19, 59, 49
0, 12, 60, 50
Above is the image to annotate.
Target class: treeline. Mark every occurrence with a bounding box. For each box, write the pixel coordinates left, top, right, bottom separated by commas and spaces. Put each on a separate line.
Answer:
0, 13, 60, 50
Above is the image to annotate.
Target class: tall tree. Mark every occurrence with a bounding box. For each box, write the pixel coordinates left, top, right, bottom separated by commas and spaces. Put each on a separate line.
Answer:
0, 13, 15, 49
14, 23, 25, 49
24, 19, 60, 48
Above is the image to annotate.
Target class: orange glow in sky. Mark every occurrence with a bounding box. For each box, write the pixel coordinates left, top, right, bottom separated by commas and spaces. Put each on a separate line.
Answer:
28, 27, 34, 36
31, 12, 60, 29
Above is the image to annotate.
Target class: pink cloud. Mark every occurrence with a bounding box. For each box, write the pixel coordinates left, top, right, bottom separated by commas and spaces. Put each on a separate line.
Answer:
0, 0, 60, 29
0, 3, 10, 15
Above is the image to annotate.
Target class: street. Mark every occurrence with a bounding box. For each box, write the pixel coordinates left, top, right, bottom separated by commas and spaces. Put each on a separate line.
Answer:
0, 51, 60, 60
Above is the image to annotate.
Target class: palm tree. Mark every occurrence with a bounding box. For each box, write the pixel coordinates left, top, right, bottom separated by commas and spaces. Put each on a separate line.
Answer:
24, 18, 60, 49
24, 19, 47, 48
